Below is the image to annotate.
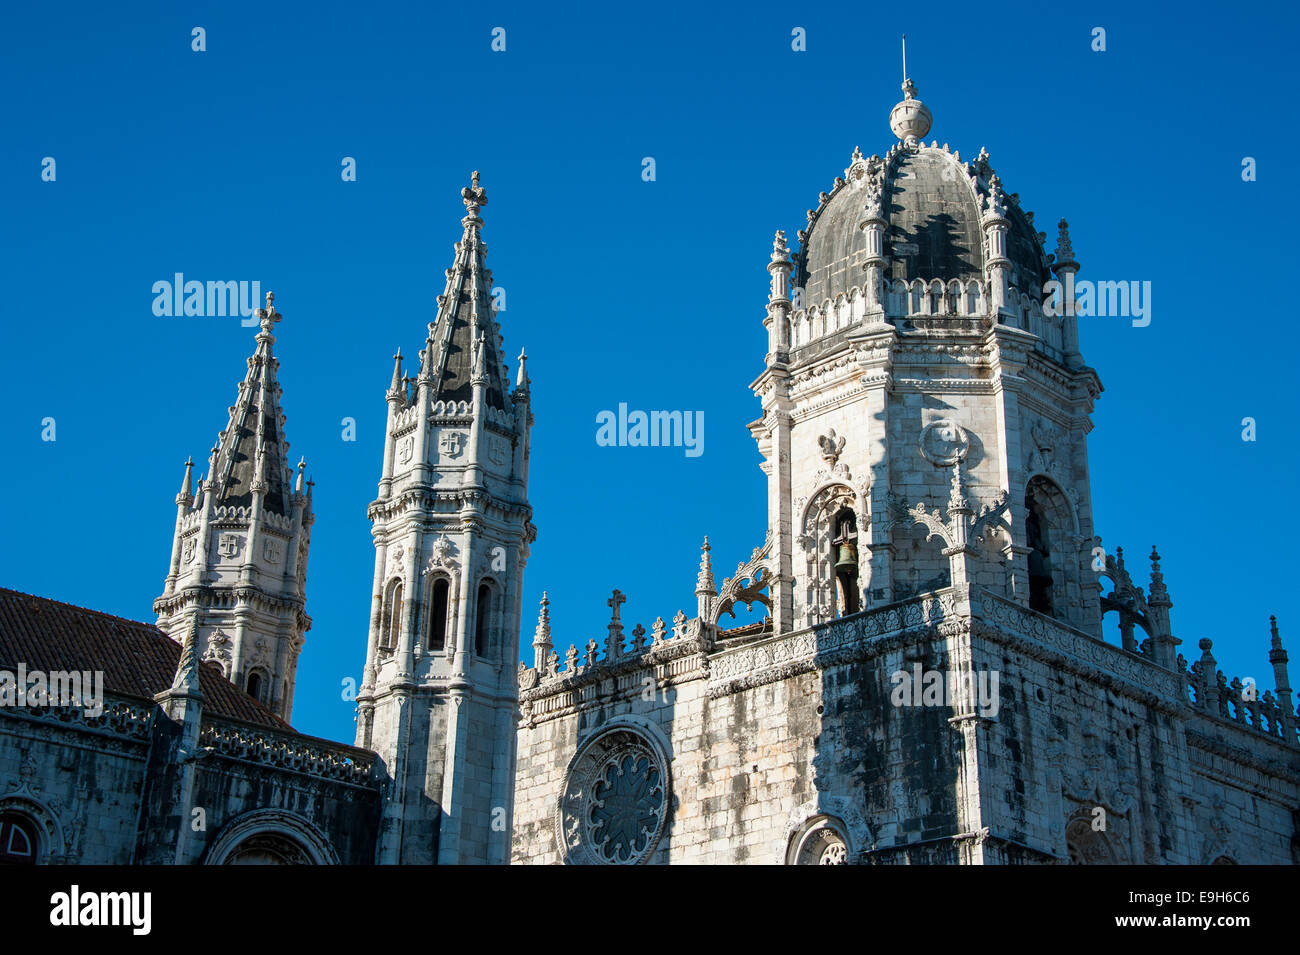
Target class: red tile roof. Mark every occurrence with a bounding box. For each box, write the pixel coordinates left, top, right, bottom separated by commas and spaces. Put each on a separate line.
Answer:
0, 588, 291, 730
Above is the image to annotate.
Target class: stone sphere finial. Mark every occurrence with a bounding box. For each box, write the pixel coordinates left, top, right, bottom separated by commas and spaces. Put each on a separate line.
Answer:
889, 77, 932, 146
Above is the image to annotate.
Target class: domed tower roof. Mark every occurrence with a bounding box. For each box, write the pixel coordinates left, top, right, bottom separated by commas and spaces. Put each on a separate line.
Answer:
794, 83, 1051, 310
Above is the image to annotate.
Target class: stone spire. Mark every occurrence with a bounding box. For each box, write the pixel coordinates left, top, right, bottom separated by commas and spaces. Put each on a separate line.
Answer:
530, 591, 552, 671
209, 292, 295, 517
154, 293, 314, 723
423, 171, 511, 412
695, 537, 716, 621
1269, 616, 1294, 740
388, 348, 405, 399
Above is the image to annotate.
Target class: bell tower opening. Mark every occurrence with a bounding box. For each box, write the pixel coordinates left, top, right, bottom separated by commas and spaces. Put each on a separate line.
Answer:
832, 508, 860, 616
1025, 481, 1054, 616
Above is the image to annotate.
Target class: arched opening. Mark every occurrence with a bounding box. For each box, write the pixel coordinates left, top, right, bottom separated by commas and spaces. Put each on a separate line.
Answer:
0, 812, 39, 865
831, 508, 860, 616
381, 578, 403, 651
246, 669, 266, 703
1065, 817, 1117, 864
224, 832, 314, 865
474, 583, 492, 658
428, 577, 450, 652
1025, 483, 1055, 616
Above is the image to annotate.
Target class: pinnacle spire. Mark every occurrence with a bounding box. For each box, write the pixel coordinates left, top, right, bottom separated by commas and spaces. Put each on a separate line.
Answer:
178, 457, 194, 499
696, 536, 715, 594
533, 591, 551, 648
388, 347, 404, 395
425, 171, 510, 410
170, 615, 203, 695
208, 295, 296, 515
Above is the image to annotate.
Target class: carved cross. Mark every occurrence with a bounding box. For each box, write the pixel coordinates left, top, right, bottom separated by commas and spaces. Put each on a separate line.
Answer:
607, 589, 626, 623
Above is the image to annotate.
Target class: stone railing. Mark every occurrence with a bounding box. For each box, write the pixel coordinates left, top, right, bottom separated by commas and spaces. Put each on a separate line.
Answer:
1183, 639, 1298, 747
199, 719, 378, 786
708, 591, 957, 696
0, 695, 154, 743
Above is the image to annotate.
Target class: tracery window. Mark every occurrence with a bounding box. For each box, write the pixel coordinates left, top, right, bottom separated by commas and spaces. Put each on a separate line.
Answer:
0, 812, 38, 865
1065, 817, 1117, 864
556, 726, 671, 865
787, 815, 851, 865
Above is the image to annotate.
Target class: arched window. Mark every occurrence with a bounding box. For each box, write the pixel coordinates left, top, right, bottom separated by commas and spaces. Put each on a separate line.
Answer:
428, 577, 450, 651
474, 583, 492, 658
246, 670, 265, 702
381, 579, 403, 651
1025, 488, 1054, 616
0, 812, 39, 865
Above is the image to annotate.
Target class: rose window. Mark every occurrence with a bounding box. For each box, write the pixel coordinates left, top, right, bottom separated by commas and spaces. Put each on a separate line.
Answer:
556, 726, 671, 865
588, 752, 664, 863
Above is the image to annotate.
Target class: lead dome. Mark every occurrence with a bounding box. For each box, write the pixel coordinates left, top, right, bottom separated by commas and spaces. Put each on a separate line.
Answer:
794, 84, 1052, 312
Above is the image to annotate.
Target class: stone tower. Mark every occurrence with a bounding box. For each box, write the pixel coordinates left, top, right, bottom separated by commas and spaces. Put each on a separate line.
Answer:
154, 293, 315, 723
752, 75, 1105, 643
355, 172, 535, 865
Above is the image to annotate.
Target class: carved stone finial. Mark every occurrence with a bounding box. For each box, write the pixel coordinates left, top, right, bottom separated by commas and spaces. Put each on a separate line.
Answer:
696, 537, 715, 595
533, 591, 551, 647
461, 169, 489, 217
772, 230, 789, 263
257, 291, 282, 335
818, 429, 847, 467
1055, 218, 1076, 265
889, 72, 932, 146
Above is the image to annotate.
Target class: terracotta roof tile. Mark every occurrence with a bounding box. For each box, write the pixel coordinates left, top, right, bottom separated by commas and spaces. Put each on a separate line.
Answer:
0, 588, 291, 730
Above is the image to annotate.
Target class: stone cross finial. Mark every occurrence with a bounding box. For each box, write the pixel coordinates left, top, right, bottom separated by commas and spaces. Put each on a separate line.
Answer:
608, 588, 626, 621
606, 589, 626, 660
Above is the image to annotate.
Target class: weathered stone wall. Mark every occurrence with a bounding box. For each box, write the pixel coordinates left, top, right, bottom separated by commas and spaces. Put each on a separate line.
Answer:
0, 696, 382, 865
513, 590, 1300, 865
0, 700, 153, 864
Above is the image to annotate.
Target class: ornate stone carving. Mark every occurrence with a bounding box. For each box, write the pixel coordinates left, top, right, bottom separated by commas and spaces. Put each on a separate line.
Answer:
555, 724, 670, 865
918, 419, 969, 467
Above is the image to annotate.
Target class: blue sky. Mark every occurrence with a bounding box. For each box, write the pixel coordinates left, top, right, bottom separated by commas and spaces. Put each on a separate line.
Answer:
2, 1, 1296, 742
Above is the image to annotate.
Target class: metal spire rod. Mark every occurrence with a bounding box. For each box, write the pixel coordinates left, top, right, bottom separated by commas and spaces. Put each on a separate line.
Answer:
902, 34, 907, 82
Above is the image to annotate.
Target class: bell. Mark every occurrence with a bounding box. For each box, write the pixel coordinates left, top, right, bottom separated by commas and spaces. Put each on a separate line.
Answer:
834, 540, 857, 574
